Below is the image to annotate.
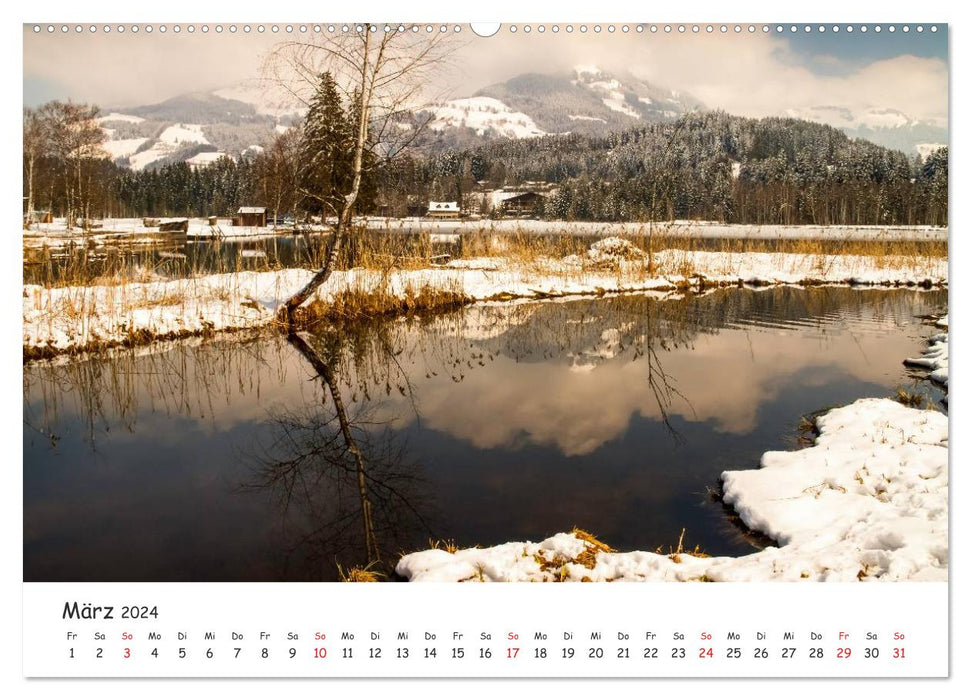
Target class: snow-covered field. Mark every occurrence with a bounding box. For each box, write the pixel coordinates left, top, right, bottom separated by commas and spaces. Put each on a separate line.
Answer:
102, 137, 150, 160
97, 112, 145, 124
24, 217, 947, 243
397, 396, 948, 583
422, 97, 547, 138
23, 239, 947, 357
128, 123, 210, 171
362, 218, 948, 241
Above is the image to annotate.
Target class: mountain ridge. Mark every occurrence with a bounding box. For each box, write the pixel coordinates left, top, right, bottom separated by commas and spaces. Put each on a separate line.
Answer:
98, 66, 945, 169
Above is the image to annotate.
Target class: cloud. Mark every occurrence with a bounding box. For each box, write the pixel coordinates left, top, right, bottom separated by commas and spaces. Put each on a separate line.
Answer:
367, 307, 926, 457
24, 26, 948, 128
449, 31, 947, 126
23, 27, 279, 107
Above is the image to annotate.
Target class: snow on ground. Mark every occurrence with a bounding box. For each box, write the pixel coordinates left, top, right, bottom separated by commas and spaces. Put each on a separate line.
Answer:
905, 316, 949, 390
97, 112, 145, 124
186, 151, 227, 168
648, 248, 946, 286
23, 217, 288, 241
916, 143, 947, 160
23, 240, 946, 355
128, 124, 210, 171
213, 82, 306, 118
397, 398, 947, 582
158, 123, 209, 146
23, 218, 167, 248
363, 218, 949, 242
580, 74, 642, 119
186, 222, 278, 239
24, 270, 306, 353
423, 97, 547, 138
25, 217, 948, 243
103, 137, 150, 160
601, 97, 640, 119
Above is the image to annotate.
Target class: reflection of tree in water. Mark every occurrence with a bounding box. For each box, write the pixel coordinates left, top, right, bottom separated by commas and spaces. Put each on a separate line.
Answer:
243, 329, 433, 579
477, 287, 947, 364
23, 286, 948, 577
23, 332, 285, 451
22, 288, 947, 448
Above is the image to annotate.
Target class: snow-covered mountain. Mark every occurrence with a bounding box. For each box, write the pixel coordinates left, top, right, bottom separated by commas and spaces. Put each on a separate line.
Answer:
421, 96, 548, 138
212, 81, 307, 119
99, 86, 301, 170
469, 66, 703, 136
786, 105, 947, 155
412, 66, 703, 143
98, 67, 944, 170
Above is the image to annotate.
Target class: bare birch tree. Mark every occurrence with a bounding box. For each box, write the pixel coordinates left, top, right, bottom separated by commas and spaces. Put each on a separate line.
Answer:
254, 127, 302, 227
23, 108, 45, 227
263, 24, 457, 328
37, 101, 106, 230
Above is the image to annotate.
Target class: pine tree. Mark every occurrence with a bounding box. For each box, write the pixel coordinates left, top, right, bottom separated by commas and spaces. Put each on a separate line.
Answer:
299, 72, 354, 218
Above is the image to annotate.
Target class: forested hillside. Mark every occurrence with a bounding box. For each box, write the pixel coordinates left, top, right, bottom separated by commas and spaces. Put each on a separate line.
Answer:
384, 111, 948, 225
25, 98, 948, 226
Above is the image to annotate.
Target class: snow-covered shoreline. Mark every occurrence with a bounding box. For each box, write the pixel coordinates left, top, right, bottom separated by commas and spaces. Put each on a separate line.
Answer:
23, 242, 947, 359
25, 217, 948, 242
396, 301, 949, 583
905, 315, 949, 396
396, 396, 948, 583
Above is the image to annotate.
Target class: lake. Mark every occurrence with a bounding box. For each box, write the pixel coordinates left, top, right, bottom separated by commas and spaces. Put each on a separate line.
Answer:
23, 286, 946, 581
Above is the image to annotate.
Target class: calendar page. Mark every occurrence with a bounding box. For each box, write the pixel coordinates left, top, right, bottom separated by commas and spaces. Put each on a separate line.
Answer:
17, 1, 955, 694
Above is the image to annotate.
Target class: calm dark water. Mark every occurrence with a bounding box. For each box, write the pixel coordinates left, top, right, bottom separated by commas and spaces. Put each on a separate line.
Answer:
23, 287, 946, 581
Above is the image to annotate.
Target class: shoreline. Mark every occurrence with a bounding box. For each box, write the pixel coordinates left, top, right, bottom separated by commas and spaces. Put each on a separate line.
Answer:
23, 242, 947, 361
394, 325, 949, 583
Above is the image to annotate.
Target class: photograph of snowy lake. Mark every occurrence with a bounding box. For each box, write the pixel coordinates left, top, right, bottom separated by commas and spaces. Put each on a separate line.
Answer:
24, 287, 948, 582
23, 24, 947, 583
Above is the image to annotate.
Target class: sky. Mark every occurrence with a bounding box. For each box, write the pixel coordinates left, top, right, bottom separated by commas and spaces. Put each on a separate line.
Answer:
22, 23, 948, 127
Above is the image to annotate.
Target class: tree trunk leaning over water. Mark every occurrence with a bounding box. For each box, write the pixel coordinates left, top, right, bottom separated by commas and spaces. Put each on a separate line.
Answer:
268, 25, 457, 330
281, 30, 374, 328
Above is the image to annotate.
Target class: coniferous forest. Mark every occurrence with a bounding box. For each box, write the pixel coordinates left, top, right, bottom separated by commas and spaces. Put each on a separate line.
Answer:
24, 79, 948, 227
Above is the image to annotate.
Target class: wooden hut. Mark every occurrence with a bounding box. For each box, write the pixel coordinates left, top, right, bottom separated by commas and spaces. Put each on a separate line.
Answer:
235, 206, 267, 227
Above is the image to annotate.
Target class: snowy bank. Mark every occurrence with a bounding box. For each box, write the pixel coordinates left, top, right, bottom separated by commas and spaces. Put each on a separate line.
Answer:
905, 315, 949, 392
24, 243, 946, 358
396, 398, 947, 582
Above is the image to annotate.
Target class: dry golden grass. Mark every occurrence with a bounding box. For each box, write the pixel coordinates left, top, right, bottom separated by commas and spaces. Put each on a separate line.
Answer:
337, 563, 385, 582
24, 223, 947, 362
893, 386, 926, 408
26, 224, 946, 291
527, 527, 617, 581
300, 285, 471, 325
126, 292, 187, 310
427, 538, 460, 554
655, 528, 710, 564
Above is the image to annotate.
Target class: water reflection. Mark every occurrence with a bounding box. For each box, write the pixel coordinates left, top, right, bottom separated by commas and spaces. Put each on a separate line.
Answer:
242, 333, 429, 578
368, 287, 945, 454
23, 287, 946, 581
